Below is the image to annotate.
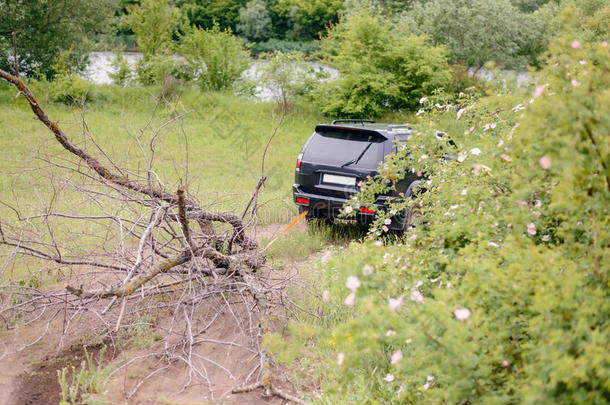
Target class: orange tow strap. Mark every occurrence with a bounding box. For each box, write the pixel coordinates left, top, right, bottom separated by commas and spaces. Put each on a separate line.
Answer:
262, 209, 308, 251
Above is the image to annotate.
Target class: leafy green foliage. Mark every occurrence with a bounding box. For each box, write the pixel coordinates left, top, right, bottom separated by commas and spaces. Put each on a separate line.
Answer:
313, 11, 451, 118
273, 0, 343, 40
281, 13, 609, 403
178, 24, 250, 90
399, 0, 547, 68
237, 0, 272, 42
0, 0, 116, 78
58, 346, 108, 405
127, 0, 180, 56
257, 51, 325, 112
177, 0, 248, 32
108, 50, 133, 86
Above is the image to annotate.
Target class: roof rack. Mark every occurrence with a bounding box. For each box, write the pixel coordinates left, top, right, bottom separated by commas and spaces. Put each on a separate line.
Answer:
331, 119, 376, 126
386, 124, 411, 131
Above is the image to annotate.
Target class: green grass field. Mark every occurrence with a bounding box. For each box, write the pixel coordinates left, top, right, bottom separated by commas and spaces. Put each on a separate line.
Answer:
0, 82, 326, 226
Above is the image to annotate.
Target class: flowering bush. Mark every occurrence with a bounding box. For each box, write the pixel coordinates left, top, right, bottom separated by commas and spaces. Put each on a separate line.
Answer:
274, 17, 609, 404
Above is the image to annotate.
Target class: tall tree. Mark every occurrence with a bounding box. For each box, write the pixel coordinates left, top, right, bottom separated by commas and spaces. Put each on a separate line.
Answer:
0, 0, 117, 77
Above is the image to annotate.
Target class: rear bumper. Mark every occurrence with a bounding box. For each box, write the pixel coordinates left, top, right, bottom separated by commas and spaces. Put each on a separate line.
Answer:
292, 184, 405, 229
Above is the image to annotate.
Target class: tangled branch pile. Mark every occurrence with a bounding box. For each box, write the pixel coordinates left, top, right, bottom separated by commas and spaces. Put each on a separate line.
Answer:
0, 68, 303, 403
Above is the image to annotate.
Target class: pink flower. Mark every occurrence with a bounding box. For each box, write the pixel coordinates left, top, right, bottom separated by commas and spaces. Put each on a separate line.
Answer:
539, 156, 551, 169
602, 41, 608, 47
382, 225, 389, 233
534, 85, 545, 98
409, 290, 424, 304
571, 40, 580, 49
391, 350, 403, 364
502, 360, 509, 367
456, 107, 466, 120
337, 352, 345, 365
488, 241, 500, 248
423, 382, 430, 390
527, 222, 537, 235
384, 373, 395, 382
362, 264, 374, 276
388, 296, 404, 311
500, 154, 511, 162
386, 329, 397, 337
542, 234, 550, 242
344, 292, 356, 306
571, 79, 581, 87
346, 275, 361, 292
454, 308, 471, 321
409, 234, 417, 241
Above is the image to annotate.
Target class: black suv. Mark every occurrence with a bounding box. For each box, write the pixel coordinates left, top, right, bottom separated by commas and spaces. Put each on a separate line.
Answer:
293, 120, 421, 230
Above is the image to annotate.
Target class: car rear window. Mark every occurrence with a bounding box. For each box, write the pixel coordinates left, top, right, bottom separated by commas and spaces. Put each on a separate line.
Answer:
304, 129, 385, 170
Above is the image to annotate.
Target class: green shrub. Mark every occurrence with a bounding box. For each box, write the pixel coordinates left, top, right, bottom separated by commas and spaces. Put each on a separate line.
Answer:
237, 0, 272, 42
313, 10, 451, 118
280, 12, 609, 403
178, 24, 250, 91
108, 50, 133, 86
257, 51, 325, 112
249, 39, 320, 54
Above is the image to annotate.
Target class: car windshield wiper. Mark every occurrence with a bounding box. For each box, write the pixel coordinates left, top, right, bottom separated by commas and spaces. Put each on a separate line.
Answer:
341, 142, 373, 168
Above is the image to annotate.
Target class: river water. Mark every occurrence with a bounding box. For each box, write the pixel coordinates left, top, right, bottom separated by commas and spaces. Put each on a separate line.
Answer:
82, 51, 528, 101
83, 51, 338, 101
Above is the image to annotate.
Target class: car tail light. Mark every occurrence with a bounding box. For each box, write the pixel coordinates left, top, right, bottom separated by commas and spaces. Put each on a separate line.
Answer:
296, 153, 303, 169
296, 197, 309, 205
360, 206, 374, 214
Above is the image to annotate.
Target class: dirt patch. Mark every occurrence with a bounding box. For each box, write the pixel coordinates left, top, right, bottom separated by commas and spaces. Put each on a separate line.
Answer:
10, 343, 110, 405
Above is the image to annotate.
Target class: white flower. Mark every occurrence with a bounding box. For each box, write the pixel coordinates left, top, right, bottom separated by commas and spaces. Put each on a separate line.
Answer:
384, 218, 392, 225
457, 153, 467, 163
409, 290, 424, 304
542, 234, 550, 242
405, 338, 412, 344
322, 290, 330, 302
344, 205, 353, 214
363, 264, 374, 275
382, 225, 389, 232
384, 373, 395, 382
346, 276, 361, 292
337, 352, 345, 365
500, 154, 511, 162
454, 308, 471, 321
539, 156, 551, 169
488, 241, 500, 248
415, 280, 423, 288
469, 147, 482, 155
344, 292, 356, 306
527, 222, 537, 235
391, 350, 403, 364
419, 97, 428, 104
571, 79, 581, 87
511, 104, 524, 112
416, 109, 426, 116
386, 329, 397, 337
374, 240, 383, 246
473, 164, 491, 175
423, 382, 430, 390
388, 296, 404, 311
427, 375, 435, 382
461, 189, 468, 196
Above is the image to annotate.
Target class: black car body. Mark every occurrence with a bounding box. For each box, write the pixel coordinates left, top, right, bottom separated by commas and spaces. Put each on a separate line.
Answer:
293, 120, 421, 230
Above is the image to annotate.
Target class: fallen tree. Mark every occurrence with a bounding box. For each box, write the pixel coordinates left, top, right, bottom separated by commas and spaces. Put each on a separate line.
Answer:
0, 67, 305, 403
